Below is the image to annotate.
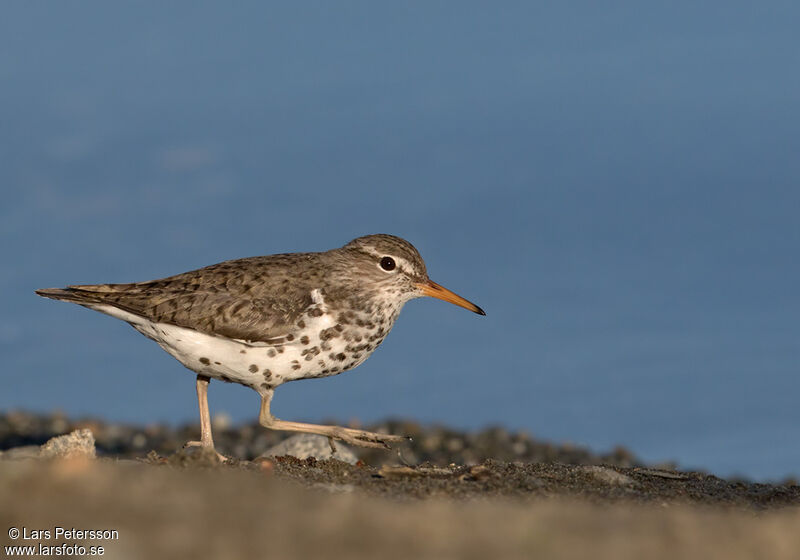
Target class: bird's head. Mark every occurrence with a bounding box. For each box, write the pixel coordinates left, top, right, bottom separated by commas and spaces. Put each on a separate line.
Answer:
339, 234, 485, 315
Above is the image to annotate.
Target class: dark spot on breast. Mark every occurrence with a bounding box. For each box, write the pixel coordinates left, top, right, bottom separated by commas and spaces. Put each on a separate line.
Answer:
335, 353, 346, 361
277, 346, 285, 354
214, 361, 221, 365
309, 308, 323, 317
352, 353, 361, 359
286, 334, 295, 341
300, 335, 309, 345
240, 350, 246, 354
267, 349, 276, 358
297, 319, 306, 329
337, 313, 352, 325
260, 382, 273, 390
320, 327, 341, 341
292, 363, 301, 370
263, 369, 272, 380
334, 324, 343, 332
249, 364, 258, 373
199, 357, 210, 365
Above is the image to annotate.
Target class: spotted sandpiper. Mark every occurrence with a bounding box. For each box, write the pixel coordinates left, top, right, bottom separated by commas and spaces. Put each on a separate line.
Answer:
36, 234, 485, 458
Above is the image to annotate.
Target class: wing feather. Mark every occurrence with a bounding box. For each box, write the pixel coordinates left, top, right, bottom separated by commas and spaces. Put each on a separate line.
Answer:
38, 253, 324, 343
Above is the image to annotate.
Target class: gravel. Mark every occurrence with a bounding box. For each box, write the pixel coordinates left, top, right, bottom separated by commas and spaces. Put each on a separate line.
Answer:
0, 410, 645, 469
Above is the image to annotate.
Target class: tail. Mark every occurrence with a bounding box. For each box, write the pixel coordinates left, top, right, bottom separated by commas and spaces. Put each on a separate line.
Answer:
35, 285, 126, 305
36, 284, 152, 326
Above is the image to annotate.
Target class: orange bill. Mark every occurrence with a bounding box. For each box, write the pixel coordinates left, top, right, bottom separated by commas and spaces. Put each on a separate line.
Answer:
416, 280, 486, 315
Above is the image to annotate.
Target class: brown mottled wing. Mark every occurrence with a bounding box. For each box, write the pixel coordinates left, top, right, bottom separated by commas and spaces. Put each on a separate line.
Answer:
41, 254, 322, 344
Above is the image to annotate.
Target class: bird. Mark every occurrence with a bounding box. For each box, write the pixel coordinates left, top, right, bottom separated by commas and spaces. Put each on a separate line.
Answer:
36, 234, 485, 459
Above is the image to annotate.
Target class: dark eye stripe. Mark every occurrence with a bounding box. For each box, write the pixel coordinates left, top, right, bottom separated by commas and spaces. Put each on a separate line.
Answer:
380, 256, 396, 271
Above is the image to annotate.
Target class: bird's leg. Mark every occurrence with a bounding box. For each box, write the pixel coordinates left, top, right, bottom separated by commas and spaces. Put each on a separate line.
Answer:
258, 390, 409, 449
183, 375, 227, 462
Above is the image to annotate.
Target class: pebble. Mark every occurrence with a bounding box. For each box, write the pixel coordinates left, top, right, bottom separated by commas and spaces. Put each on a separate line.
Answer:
0, 411, 645, 469
260, 434, 358, 465
40, 429, 96, 460
581, 465, 634, 486
0, 445, 41, 460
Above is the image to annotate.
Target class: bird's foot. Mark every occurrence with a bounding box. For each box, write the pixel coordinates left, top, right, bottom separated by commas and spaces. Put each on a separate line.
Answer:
259, 400, 411, 449
326, 426, 410, 449
183, 441, 228, 462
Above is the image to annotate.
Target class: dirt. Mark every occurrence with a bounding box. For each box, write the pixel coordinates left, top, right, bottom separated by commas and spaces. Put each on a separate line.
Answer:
2, 413, 800, 559
265, 455, 800, 508
2, 456, 800, 560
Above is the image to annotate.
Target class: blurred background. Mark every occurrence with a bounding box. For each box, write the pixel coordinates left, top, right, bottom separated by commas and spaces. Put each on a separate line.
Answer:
2, 1, 798, 481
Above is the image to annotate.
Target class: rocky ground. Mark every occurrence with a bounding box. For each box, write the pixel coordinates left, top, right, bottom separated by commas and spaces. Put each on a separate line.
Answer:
0, 410, 643, 468
2, 411, 800, 559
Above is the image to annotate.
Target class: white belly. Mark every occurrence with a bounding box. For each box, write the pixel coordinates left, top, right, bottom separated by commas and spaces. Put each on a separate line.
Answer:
88, 303, 367, 395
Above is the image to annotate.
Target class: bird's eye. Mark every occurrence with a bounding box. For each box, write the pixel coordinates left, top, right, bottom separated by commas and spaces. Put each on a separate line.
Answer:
379, 256, 396, 271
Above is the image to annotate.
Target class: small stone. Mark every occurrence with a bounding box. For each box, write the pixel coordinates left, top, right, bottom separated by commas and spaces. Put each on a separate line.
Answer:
0, 446, 42, 460
212, 412, 232, 431
49, 414, 69, 434
378, 465, 421, 477
131, 433, 147, 449
461, 464, 492, 481
633, 468, 688, 480
512, 441, 527, 455
582, 465, 634, 486
254, 457, 274, 475
167, 446, 223, 468
40, 429, 96, 460
260, 434, 358, 465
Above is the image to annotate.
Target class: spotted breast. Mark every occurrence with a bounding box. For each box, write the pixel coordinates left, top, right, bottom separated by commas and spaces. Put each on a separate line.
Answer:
87, 287, 393, 395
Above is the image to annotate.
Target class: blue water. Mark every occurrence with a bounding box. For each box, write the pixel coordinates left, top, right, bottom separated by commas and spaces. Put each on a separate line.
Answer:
2, 2, 799, 481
